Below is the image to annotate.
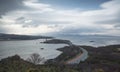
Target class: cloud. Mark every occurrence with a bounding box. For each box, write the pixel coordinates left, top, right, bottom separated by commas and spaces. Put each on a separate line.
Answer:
0, 0, 26, 18
0, 0, 120, 36
99, 0, 120, 31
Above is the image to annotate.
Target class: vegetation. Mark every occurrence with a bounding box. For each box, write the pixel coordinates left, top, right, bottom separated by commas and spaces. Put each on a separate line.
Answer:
27, 53, 45, 65
78, 44, 120, 72
0, 55, 78, 72
46, 45, 120, 72
0, 45, 120, 72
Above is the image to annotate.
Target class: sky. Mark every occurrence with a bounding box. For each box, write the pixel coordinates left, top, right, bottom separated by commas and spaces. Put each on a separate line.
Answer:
0, 0, 120, 36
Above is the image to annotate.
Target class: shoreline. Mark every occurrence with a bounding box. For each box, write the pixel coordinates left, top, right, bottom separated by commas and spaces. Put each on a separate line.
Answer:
1, 37, 120, 65
42, 39, 120, 65
45, 44, 120, 65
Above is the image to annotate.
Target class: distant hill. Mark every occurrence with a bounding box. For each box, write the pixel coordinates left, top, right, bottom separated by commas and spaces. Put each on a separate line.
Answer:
54, 34, 120, 37
0, 33, 53, 41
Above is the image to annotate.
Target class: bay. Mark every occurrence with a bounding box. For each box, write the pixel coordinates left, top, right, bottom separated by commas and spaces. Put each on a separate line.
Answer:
0, 35, 120, 61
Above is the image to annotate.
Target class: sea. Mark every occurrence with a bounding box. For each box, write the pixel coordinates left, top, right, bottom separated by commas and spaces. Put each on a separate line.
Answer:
0, 35, 120, 61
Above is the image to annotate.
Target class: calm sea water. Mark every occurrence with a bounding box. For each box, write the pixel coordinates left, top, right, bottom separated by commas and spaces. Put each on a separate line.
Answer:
0, 39, 67, 60
0, 35, 120, 60
57, 35, 120, 47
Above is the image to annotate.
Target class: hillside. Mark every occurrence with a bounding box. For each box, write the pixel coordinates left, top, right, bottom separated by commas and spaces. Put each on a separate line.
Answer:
0, 33, 53, 41
0, 55, 78, 72
0, 45, 120, 72
78, 45, 120, 72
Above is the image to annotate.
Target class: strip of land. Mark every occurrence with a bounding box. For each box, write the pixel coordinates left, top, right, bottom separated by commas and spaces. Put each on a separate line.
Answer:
0, 33, 53, 41
43, 39, 88, 64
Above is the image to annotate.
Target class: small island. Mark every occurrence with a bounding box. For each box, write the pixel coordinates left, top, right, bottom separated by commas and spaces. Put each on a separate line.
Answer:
42, 39, 73, 45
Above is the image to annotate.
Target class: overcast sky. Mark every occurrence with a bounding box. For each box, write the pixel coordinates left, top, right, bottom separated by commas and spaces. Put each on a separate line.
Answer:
0, 0, 120, 36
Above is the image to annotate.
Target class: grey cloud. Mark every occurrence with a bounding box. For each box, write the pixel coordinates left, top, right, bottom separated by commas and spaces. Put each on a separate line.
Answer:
95, 10, 120, 26
15, 16, 71, 27
96, 18, 120, 24
16, 17, 25, 21
21, 20, 70, 27
15, 17, 38, 27
47, 25, 59, 28
0, 0, 25, 18
95, 17, 120, 29
114, 24, 120, 30
16, 17, 26, 24
22, 24, 39, 28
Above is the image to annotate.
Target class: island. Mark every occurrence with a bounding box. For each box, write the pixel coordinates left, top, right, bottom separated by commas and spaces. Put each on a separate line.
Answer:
42, 39, 73, 46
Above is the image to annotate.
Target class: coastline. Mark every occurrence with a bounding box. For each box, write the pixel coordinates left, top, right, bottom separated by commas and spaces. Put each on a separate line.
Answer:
43, 39, 120, 65
0, 43, 120, 72
45, 44, 120, 65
